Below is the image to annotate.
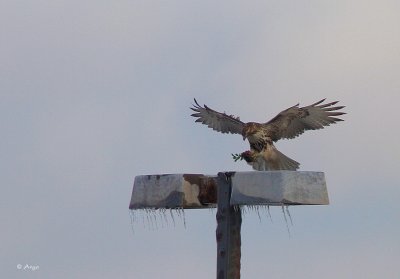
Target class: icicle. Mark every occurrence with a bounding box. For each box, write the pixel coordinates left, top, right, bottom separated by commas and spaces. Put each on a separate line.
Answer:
151, 209, 156, 231
161, 209, 168, 228
129, 210, 135, 234
147, 209, 152, 230
157, 209, 163, 229
281, 204, 291, 237
145, 209, 151, 229
256, 206, 262, 223
233, 205, 239, 212
141, 210, 146, 229
267, 205, 273, 223
173, 208, 183, 228
182, 208, 187, 229
147, 209, 153, 230
150, 209, 156, 230
153, 209, 159, 230
285, 205, 293, 226
175, 208, 180, 224
169, 209, 176, 227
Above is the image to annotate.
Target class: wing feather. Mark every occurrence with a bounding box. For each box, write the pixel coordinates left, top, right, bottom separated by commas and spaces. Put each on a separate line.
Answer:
264, 99, 346, 141
190, 98, 245, 135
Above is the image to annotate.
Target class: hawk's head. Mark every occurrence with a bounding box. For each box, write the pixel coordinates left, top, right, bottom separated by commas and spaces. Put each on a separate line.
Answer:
242, 122, 261, 140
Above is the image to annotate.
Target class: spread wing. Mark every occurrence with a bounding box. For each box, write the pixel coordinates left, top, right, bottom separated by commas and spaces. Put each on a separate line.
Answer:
264, 99, 346, 141
190, 98, 245, 135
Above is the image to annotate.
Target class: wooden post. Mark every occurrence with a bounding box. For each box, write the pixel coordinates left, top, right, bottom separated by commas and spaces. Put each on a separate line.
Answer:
216, 172, 242, 279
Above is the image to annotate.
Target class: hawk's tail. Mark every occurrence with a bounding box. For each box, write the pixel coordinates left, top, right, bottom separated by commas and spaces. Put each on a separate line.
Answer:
241, 146, 300, 171
272, 148, 300, 171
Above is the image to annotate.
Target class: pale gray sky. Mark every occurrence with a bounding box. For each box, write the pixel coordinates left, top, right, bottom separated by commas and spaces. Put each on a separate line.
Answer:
1, 1, 400, 278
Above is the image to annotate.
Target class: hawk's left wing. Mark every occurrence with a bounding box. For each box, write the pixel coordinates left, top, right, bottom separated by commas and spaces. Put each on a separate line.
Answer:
190, 99, 245, 135
264, 99, 346, 141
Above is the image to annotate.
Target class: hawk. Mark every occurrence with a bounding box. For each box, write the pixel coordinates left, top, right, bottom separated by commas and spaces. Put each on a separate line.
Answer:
190, 98, 345, 171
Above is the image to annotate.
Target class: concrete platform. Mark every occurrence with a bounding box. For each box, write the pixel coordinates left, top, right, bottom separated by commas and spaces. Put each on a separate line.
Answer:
230, 171, 329, 206
129, 174, 216, 209
129, 171, 329, 210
